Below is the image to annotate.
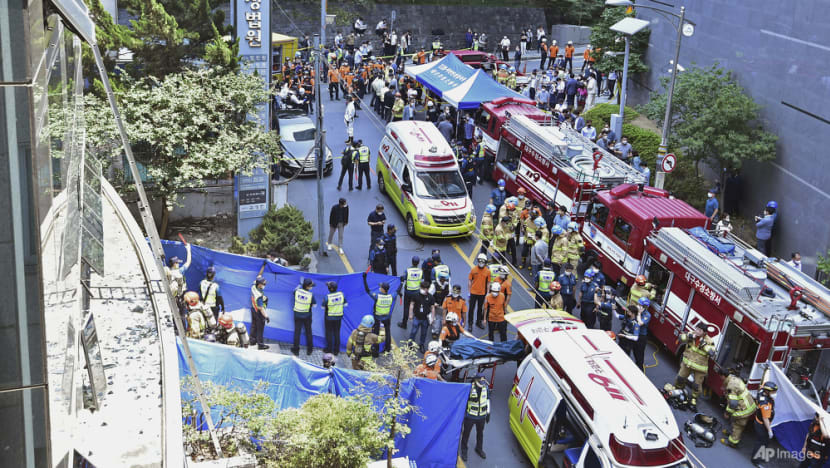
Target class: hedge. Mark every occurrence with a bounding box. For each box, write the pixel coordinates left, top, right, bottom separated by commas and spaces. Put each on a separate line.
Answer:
583, 103, 639, 129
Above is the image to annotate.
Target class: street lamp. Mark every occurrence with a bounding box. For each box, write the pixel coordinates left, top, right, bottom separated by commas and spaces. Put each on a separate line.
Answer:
605, 0, 695, 189
609, 17, 650, 141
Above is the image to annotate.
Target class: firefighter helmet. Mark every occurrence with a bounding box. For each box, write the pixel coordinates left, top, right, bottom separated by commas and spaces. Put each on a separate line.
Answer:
635, 275, 647, 286
552, 281, 562, 291
218, 313, 234, 330
183, 291, 200, 306
425, 353, 439, 366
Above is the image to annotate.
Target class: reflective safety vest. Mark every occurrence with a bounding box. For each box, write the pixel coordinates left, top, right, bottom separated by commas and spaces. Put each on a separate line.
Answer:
200, 279, 219, 307
566, 234, 582, 262
537, 270, 555, 293
628, 283, 656, 306
432, 41, 442, 50
326, 291, 345, 317
466, 383, 489, 418
294, 288, 313, 316
358, 146, 370, 163
187, 310, 205, 339
374, 293, 394, 316
405, 267, 423, 291
494, 224, 509, 251
680, 334, 714, 372
433, 264, 450, 281
552, 236, 569, 263
488, 264, 506, 283
727, 388, 757, 419
481, 214, 494, 240
477, 143, 485, 159
525, 218, 537, 245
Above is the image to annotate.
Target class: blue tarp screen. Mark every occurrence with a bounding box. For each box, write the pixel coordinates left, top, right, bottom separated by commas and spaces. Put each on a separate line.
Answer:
179, 339, 469, 468
442, 69, 528, 110
405, 54, 476, 98
162, 240, 400, 350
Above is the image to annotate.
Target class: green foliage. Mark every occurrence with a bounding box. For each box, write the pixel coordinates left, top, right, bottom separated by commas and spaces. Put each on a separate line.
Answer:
589, 7, 650, 74
582, 103, 638, 129
640, 63, 778, 174
663, 156, 708, 211
239, 205, 315, 264
264, 393, 387, 468
621, 123, 660, 167
546, 0, 605, 25
818, 251, 830, 287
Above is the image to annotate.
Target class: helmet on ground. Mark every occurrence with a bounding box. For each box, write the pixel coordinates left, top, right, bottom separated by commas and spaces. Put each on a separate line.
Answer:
534, 217, 546, 228
446, 312, 459, 323
766, 201, 778, 209
762, 381, 778, 392
218, 313, 234, 330
412, 255, 420, 265
498, 179, 506, 187
206, 266, 216, 278
584, 269, 596, 278
255, 276, 267, 286
360, 315, 375, 328
235, 323, 247, 334
379, 281, 390, 291
490, 282, 501, 293
476, 253, 488, 263
485, 204, 497, 214
638, 297, 651, 307
425, 354, 439, 366
303, 278, 314, 288
183, 291, 200, 306
567, 221, 578, 231
323, 353, 335, 364
552, 281, 562, 291
428, 341, 441, 353
635, 275, 647, 286
327, 281, 338, 291
543, 259, 552, 268
551, 225, 564, 235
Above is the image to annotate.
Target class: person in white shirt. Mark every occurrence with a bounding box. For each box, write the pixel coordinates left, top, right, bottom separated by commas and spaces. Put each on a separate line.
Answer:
390, 31, 398, 46
581, 120, 597, 140
344, 95, 357, 141
585, 75, 597, 110
499, 36, 511, 61
787, 252, 803, 271
354, 49, 363, 67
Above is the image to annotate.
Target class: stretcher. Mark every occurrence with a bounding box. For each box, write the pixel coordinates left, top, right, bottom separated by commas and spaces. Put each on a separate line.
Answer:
439, 337, 525, 388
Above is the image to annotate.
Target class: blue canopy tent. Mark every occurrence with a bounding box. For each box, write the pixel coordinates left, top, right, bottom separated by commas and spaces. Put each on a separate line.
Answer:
442, 68, 527, 110
404, 53, 476, 98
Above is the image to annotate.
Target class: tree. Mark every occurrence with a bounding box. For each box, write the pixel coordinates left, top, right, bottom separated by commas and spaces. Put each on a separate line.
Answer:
69, 68, 280, 235
546, 0, 605, 26
641, 63, 778, 180
588, 7, 650, 74
232, 205, 317, 266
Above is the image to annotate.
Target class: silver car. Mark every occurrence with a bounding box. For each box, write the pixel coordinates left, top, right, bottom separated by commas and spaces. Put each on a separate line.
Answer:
276, 110, 333, 176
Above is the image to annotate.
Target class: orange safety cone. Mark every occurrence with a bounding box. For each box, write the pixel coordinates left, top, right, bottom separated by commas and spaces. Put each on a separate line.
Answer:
523, 62, 527, 74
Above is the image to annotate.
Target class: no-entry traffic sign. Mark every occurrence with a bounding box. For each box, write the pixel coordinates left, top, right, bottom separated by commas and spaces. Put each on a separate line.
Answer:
661, 153, 677, 173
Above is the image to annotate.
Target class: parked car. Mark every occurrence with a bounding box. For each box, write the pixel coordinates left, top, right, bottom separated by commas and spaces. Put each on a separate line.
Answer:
275, 109, 333, 176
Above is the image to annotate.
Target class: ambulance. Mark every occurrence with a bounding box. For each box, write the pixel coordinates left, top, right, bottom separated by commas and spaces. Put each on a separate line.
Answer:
376, 121, 476, 238
506, 309, 691, 468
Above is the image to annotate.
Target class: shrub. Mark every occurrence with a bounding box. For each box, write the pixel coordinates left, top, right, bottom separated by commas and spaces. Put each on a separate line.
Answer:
664, 157, 708, 211
583, 103, 639, 129
621, 123, 662, 169
230, 205, 315, 264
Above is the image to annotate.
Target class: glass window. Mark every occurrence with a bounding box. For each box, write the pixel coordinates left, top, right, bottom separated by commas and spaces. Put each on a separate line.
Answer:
292, 128, 315, 141
590, 203, 609, 229
414, 170, 466, 199
643, 256, 671, 307
496, 141, 520, 172
613, 218, 632, 244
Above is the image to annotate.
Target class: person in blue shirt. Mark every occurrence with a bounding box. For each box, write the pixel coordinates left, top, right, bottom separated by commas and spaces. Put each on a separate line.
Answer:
755, 207, 775, 255
704, 189, 719, 224
382, 224, 398, 275
557, 263, 577, 313
490, 179, 507, 213
553, 206, 570, 232
461, 152, 476, 196
597, 287, 616, 332
631, 151, 643, 172
632, 297, 652, 371
589, 260, 606, 289
464, 116, 475, 149
617, 305, 640, 358
578, 270, 599, 328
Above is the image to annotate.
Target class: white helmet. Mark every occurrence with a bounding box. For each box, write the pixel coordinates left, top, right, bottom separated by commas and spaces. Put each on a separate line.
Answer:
425, 354, 438, 366
446, 312, 459, 324
476, 253, 487, 263
490, 282, 501, 293
428, 341, 441, 353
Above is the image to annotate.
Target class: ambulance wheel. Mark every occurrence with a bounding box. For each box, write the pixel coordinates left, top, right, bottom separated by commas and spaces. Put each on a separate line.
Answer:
378, 173, 386, 194
406, 215, 416, 238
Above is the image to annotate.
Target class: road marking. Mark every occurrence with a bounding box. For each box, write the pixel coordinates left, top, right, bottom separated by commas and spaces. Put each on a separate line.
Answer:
466, 239, 481, 261
452, 241, 518, 315
331, 245, 355, 273
457, 455, 466, 468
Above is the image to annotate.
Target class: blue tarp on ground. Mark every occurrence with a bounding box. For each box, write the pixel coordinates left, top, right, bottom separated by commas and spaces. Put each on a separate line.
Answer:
442, 69, 527, 110
161, 240, 400, 350
404, 53, 476, 98
179, 339, 469, 468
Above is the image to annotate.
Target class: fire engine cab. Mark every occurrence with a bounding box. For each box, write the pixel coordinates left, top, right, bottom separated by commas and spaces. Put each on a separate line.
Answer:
584, 183, 830, 394
479, 97, 646, 219
506, 309, 690, 468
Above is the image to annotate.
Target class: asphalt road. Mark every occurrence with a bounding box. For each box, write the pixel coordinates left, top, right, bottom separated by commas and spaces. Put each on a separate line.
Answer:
281, 86, 788, 468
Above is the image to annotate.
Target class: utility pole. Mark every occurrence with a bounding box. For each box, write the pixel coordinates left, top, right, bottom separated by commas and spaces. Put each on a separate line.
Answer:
314, 33, 326, 256
654, 6, 685, 189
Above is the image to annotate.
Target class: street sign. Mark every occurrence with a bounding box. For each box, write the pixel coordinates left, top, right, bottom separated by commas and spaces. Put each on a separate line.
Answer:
661, 153, 677, 173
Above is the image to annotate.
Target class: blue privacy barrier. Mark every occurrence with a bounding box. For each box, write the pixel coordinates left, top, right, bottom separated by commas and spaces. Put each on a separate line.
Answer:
179, 339, 470, 468
162, 240, 400, 350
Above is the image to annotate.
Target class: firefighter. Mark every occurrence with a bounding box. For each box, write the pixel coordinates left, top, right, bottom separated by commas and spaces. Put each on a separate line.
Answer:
799, 413, 830, 468
200, 266, 224, 321
550, 225, 568, 276
216, 313, 234, 344
494, 216, 513, 265
346, 315, 386, 370
628, 274, 657, 306
185, 290, 217, 331
674, 322, 716, 410
460, 372, 490, 461
534, 260, 556, 308
397, 256, 423, 329
520, 209, 538, 269
480, 204, 497, 252
565, 221, 582, 270
363, 273, 396, 352
720, 373, 757, 448
440, 311, 473, 347
750, 381, 778, 466
292, 278, 316, 356
323, 281, 347, 355
184, 291, 206, 339
415, 353, 444, 380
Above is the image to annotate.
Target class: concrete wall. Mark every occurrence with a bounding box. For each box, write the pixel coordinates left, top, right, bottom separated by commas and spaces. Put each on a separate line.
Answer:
267, 2, 546, 52
628, 0, 830, 275
549, 24, 592, 46
123, 181, 236, 226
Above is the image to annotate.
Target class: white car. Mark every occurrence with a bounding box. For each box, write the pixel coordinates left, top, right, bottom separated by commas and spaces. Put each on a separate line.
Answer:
276, 110, 333, 176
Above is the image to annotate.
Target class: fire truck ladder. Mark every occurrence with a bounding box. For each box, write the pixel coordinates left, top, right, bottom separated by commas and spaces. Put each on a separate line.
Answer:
650, 228, 762, 306
556, 124, 646, 185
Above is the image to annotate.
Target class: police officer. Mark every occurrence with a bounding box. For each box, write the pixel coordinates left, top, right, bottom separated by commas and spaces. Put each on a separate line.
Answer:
578, 269, 600, 328
719, 372, 757, 448
460, 372, 490, 461
292, 278, 316, 355
397, 256, 422, 329
633, 297, 651, 370
799, 413, 829, 468
250, 276, 270, 350
323, 281, 347, 355
363, 273, 396, 352
480, 204, 496, 251
557, 263, 577, 313
368, 237, 389, 274
597, 287, 615, 331
346, 315, 385, 370
421, 249, 442, 283
430, 271, 451, 339
617, 305, 640, 357
382, 223, 398, 275
355, 139, 372, 190
337, 141, 356, 190
750, 381, 778, 466
535, 260, 556, 308
674, 322, 715, 410
200, 266, 224, 321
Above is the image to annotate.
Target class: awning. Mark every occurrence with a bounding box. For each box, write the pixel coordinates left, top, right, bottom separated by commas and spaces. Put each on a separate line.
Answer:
404, 53, 476, 98
442, 68, 527, 109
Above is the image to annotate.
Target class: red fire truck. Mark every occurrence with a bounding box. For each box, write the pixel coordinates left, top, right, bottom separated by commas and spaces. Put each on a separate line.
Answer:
478, 97, 646, 220
583, 183, 830, 394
